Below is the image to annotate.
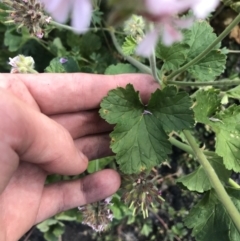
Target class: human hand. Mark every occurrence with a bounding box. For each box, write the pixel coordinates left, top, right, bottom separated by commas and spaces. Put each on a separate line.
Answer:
0, 73, 157, 241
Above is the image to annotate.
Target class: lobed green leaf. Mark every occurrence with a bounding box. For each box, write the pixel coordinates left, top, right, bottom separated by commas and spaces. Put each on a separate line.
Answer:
100, 84, 194, 173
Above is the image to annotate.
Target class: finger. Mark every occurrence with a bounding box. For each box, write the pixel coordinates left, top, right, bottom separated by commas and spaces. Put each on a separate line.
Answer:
74, 134, 112, 160
17, 73, 158, 114
36, 169, 121, 223
0, 163, 46, 240
0, 90, 88, 177
50, 110, 112, 139
0, 75, 39, 111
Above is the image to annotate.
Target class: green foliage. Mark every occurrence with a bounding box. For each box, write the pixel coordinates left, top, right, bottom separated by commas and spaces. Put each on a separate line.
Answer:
4, 27, 30, 52
177, 155, 231, 192
226, 85, 240, 99
122, 36, 137, 55
212, 105, 240, 172
37, 219, 65, 241
185, 189, 240, 241
156, 42, 189, 71
194, 89, 240, 172
156, 21, 227, 81
193, 89, 221, 124
45, 57, 80, 73
100, 84, 193, 173
87, 157, 114, 173
104, 63, 137, 74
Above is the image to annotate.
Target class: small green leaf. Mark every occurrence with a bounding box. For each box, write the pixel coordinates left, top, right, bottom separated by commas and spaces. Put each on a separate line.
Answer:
193, 89, 221, 124
100, 84, 194, 173
211, 105, 240, 172
187, 50, 226, 81
52, 225, 65, 237
122, 36, 137, 55
87, 156, 114, 173
227, 85, 240, 99
185, 189, 240, 241
177, 155, 231, 192
104, 63, 137, 74
37, 219, 58, 232
4, 28, 30, 52
156, 42, 190, 71
45, 57, 80, 73
183, 21, 226, 81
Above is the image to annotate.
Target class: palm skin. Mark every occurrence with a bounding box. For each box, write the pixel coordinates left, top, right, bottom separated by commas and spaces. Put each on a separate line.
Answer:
0, 73, 157, 241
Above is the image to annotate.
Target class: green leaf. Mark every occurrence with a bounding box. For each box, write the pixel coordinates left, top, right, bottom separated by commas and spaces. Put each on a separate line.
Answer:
104, 63, 137, 74
100, 84, 194, 173
122, 36, 137, 55
227, 85, 240, 99
193, 90, 240, 172
156, 42, 190, 71
187, 50, 227, 81
87, 156, 114, 173
140, 223, 153, 236
185, 189, 240, 241
78, 32, 102, 57
37, 219, 58, 232
183, 21, 226, 81
4, 28, 30, 52
148, 86, 194, 132
193, 89, 221, 124
177, 154, 231, 192
45, 57, 80, 73
211, 105, 240, 172
52, 225, 65, 237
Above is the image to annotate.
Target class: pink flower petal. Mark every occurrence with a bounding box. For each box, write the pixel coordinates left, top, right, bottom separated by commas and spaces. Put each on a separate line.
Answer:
145, 0, 193, 16
72, 0, 92, 33
41, 0, 73, 23
172, 18, 193, 29
162, 23, 182, 46
136, 29, 159, 57
192, 0, 219, 18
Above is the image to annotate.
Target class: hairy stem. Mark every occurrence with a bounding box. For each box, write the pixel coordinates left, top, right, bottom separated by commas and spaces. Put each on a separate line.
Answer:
167, 78, 240, 87
50, 20, 113, 33
169, 137, 239, 188
149, 52, 161, 84
228, 178, 240, 189
165, 13, 240, 82
183, 130, 240, 232
109, 30, 152, 74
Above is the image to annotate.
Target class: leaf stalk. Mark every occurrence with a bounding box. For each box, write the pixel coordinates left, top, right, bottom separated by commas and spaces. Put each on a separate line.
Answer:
165, 13, 240, 82
183, 130, 240, 232
167, 78, 240, 87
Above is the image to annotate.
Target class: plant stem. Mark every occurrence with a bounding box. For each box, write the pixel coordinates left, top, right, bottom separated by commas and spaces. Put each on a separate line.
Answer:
109, 30, 152, 74
227, 50, 240, 54
165, 13, 240, 82
167, 78, 240, 87
50, 20, 124, 34
228, 178, 240, 189
169, 136, 240, 186
149, 52, 161, 84
183, 130, 240, 232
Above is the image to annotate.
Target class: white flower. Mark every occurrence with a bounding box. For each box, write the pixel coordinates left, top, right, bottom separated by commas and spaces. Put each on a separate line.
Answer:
136, 0, 219, 57
8, 55, 35, 73
192, 0, 219, 18
40, 0, 92, 33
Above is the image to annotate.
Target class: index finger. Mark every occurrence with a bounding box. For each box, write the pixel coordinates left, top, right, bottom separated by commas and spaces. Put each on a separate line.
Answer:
10, 73, 158, 114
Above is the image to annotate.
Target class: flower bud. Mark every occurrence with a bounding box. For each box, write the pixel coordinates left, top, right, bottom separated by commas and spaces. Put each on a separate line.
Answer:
8, 55, 36, 73
2, 0, 50, 38
121, 170, 164, 218
78, 197, 113, 232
